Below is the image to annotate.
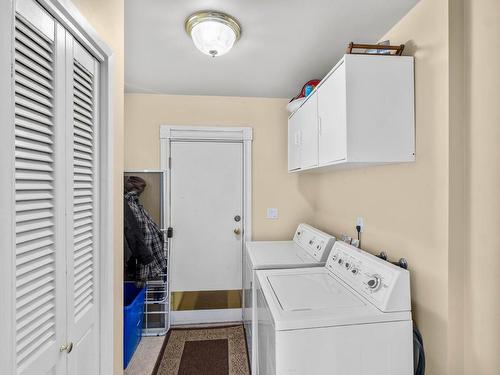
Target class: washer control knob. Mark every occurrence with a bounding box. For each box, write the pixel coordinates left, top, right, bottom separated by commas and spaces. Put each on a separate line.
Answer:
338, 258, 344, 265
351, 268, 358, 275
367, 275, 381, 291
345, 262, 351, 270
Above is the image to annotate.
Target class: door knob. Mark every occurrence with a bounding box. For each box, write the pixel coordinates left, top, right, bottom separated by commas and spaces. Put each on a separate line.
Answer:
234, 228, 241, 235
60, 342, 73, 353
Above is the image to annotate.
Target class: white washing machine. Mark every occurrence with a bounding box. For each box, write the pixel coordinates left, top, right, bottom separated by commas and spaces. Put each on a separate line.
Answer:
243, 223, 336, 374
255, 241, 413, 375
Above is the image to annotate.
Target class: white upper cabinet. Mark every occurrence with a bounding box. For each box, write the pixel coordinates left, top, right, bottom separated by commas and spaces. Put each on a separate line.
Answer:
288, 54, 415, 172
318, 62, 347, 165
299, 91, 318, 169
288, 110, 301, 171
287, 91, 319, 171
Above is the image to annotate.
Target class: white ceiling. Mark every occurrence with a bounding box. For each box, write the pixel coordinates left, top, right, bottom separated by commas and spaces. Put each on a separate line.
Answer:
125, 0, 418, 98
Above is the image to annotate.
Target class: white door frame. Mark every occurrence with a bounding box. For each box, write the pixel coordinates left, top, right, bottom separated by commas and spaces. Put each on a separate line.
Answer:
0, 1, 114, 374
160, 126, 253, 324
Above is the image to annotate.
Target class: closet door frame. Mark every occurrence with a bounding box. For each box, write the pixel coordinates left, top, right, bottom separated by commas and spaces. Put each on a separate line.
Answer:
0, 1, 115, 374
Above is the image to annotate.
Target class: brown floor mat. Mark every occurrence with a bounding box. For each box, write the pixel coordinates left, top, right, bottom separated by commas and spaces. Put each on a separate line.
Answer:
154, 325, 250, 375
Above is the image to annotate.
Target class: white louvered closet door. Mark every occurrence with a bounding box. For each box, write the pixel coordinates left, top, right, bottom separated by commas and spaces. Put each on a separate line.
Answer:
12, 0, 101, 374
65, 36, 100, 375
14, 1, 67, 375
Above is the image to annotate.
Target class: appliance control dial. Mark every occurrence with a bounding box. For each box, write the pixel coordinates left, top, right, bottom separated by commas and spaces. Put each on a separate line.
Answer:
345, 262, 351, 270
367, 275, 382, 291
338, 258, 344, 266
351, 267, 359, 275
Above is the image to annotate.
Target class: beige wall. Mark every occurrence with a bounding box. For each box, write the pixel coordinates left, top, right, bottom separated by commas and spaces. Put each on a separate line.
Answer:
123, 3, 453, 372
124, 94, 316, 240
464, 0, 500, 373
121, 1, 500, 375
69, 0, 124, 373
448, 0, 466, 373
310, 1, 451, 374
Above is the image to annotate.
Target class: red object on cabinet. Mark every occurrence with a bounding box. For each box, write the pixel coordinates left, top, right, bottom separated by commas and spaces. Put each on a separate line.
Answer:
292, 79, 321, 101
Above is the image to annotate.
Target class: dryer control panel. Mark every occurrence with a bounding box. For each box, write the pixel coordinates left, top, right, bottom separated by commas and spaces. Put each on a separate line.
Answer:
293, 223, 336, 262
326, 241, 411, 312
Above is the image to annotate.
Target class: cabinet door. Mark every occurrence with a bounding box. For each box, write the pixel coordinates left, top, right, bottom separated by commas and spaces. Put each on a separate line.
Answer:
287, 113, 300, 171
318, 62, 347, 164
299, 92, 319, 169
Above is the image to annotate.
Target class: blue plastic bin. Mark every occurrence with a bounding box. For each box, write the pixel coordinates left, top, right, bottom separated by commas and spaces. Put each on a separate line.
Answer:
123, 282, 146, 368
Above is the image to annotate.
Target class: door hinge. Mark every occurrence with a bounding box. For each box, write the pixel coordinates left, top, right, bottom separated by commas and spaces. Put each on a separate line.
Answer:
167, 227, 173, 238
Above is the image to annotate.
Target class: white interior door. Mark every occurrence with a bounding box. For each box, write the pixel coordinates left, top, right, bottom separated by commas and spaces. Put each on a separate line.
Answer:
170, 141, 243, 316
11, 1, 100, 373
65, 37, 100, 375
13, 2, 66, 374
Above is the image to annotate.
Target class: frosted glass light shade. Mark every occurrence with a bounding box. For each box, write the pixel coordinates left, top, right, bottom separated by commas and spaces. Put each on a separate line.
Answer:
191, 21, 236, 57
185, 11, 241, 58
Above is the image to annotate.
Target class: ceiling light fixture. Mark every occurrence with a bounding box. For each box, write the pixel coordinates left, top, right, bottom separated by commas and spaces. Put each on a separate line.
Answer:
185, 11, 241, 57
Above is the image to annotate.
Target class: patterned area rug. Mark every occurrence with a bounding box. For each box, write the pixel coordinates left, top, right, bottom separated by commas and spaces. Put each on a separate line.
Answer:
154, 325, 250, 375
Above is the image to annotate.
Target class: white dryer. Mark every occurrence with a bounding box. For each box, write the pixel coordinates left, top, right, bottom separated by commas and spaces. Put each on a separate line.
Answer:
243, 223, 336, 374
255, 241, 413, 375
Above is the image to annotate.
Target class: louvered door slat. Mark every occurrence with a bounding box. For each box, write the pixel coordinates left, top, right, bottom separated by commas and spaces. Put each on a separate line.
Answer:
16, 116, 54, 135
73, 95, 92, 112
71, 58, 96, 322
16, 302, 54, 332
15, 45, 54, 75
15, 29, 54, 63
15, 63, 54, 90
16, 323, 55, 363
75, 130, 93, 143
17, 292, 54, 322
16, 73, 54, 99
16, 241, 54, 265
16, 84, 54, 108
15, 19, 53, 53
16, 245, 53, 266
14, 8, 59, 373
16, 284, 54, 313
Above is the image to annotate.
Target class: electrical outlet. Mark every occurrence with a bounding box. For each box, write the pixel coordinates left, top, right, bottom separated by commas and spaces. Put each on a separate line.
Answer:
356, 217, 364, 232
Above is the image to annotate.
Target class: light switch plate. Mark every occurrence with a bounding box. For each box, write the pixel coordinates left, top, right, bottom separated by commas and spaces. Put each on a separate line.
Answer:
266, 208, 278, 219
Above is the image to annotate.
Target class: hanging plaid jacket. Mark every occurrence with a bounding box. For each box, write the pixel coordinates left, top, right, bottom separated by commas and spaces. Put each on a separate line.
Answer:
125, 191, 166, 280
